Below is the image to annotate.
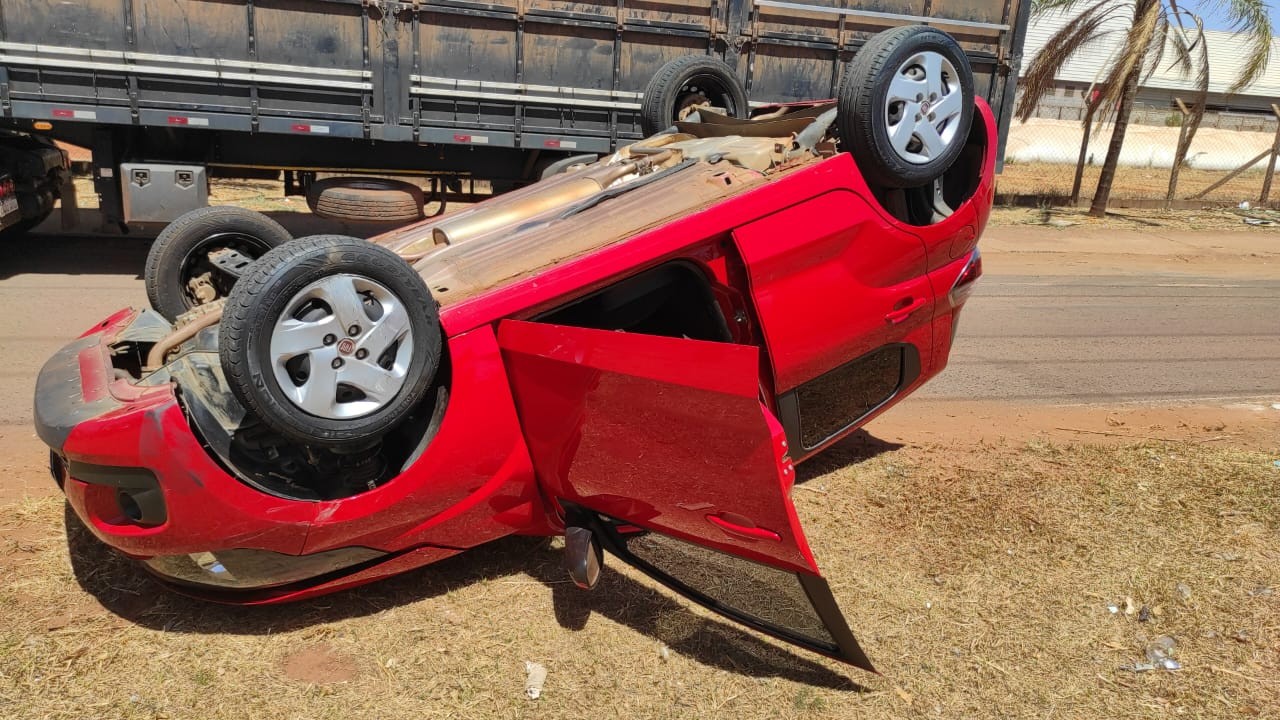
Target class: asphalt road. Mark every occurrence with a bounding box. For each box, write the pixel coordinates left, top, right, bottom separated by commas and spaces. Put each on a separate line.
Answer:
926, 273, 1280, 405
2, 234, 1279, 434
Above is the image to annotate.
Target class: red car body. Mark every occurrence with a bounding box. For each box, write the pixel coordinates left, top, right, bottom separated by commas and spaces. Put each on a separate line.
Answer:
36, 100, 995, 671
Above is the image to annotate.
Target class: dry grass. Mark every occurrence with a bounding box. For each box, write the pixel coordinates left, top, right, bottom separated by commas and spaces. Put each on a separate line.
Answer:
2, 439, 1278, 719
996, 161, 1272, 204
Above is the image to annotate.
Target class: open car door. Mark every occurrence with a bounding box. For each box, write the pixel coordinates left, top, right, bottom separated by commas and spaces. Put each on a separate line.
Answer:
497, 319, 874, 672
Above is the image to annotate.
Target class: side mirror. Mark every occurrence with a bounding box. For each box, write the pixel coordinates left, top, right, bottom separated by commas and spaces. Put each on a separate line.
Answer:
564, 526, 603, 590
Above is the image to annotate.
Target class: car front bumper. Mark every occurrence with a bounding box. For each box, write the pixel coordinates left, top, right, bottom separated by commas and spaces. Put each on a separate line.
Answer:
33, 310, 421, 599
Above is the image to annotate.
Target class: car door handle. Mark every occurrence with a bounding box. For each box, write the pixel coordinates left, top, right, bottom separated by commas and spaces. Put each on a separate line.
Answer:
706, 513, 781, 542
884, 296, 928, 324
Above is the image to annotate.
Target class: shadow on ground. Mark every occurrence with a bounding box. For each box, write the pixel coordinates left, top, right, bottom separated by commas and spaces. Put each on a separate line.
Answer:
0, 232, 152, 279
796, 429, 903, 484
65, 504, 863, 690
2, 212, 413, 281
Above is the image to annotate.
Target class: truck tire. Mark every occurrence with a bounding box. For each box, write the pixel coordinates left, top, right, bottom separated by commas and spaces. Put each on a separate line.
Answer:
144, 206, 292, 321
837, 25, 974, 188
307, 178, 424, 223
219, 235, 441, 449
537, 153, 598, 180
640, 55, 747, 136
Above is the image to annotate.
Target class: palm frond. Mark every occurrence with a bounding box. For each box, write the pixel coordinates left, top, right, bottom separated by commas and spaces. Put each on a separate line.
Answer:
1091, 0, 1162, 125
1145, 15, 1169, 81
1207, 0, 1272, 92
1031, 0, 1092, 14
1161, 9, 1197, 76
1015, 0, 1134, 121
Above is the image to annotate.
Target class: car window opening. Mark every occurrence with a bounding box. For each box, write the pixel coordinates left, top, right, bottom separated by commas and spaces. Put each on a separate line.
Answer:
536, 261, 732, 343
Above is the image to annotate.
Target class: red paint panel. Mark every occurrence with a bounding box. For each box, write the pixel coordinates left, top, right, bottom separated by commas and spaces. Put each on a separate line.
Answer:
733, 189, 933, 392
497, 319, 819, 575
302, 325, 547, 554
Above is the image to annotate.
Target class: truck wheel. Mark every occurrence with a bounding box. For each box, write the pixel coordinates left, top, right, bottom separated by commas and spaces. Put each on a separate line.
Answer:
837, 25, 974, 188
640, 55, 747, 136
307, 178, 424, 223
144, 206, 292, 321
537, 153, 598, 180
219, 235, 441, 449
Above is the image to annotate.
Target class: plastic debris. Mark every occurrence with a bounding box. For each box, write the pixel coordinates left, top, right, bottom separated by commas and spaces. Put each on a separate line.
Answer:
1107, 603, 1120, 614
1176, 582, 1192, 601
1124, 597, 1136, 615
524, 661, 547, 700
1239, 201, 1251, 210
1244, 217, 1276, 226
1248, 586, 1274, 597
658, 644, 670, 661
1119, 636, 1183, 672
1272, 460, 1280, 469
1138, 605, 1153, 622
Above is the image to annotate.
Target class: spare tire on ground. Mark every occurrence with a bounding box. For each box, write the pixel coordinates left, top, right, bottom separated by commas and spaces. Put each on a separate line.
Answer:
640, 55, 748, 136
306, 177, 424, 223
837, 25, 974, 188
219, 235, 441, 449
144, 205, 292, 321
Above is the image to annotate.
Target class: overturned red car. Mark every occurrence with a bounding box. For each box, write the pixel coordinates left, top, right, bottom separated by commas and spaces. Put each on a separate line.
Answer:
35, 27, 991, 672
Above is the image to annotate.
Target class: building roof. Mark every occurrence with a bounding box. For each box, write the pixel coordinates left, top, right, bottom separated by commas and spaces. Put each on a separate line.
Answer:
1021, 7, 1280, 98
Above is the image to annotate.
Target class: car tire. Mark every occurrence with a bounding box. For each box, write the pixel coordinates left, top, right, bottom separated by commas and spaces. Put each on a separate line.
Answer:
837, 25, 974, 188
144, 205, 292, 321
219, 235, 441, 449
306, 177, 424, 223
640, 55, 748, 136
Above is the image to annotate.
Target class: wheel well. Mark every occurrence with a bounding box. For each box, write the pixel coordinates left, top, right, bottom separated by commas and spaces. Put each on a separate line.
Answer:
872, 112, 988, 227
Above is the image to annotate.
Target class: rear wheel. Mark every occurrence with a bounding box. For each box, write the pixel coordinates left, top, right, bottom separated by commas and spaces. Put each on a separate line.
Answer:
219, 235, 441, 449
144, 205, 292, 321
640, 55, 747, 136
837, 25, 974, 188
306, 177, 424, 224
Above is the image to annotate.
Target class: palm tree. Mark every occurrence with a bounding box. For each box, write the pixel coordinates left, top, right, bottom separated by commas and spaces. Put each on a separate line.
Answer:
1015, 0, 1272, 217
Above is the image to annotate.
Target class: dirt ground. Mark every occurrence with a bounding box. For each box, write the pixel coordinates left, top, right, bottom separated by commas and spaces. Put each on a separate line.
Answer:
2, 180, 1278, 719
996, 161, 1274, 204
1, 407, 1276, 719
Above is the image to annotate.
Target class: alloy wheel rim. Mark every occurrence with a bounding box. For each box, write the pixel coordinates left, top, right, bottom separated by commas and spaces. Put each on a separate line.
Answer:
883, 50, 963, 165
269, 273, 414, 420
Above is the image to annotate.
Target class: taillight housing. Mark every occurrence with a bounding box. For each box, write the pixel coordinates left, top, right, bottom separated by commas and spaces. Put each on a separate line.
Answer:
948, 248, 982, 308
0, 178, 14, 200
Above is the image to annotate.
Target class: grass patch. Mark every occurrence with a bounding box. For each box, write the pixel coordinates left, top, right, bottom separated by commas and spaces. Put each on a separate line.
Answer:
1, 440, 1277, 718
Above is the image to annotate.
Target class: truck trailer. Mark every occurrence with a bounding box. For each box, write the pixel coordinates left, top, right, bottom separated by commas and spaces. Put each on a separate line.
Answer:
0, 0, 1029, 231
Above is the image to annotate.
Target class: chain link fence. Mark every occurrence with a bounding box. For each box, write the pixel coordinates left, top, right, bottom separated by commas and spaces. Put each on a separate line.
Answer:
998, 97, 1280, 206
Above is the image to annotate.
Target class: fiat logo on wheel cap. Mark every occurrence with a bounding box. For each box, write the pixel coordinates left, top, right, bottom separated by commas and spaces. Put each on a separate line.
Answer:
337, 338, 356, 355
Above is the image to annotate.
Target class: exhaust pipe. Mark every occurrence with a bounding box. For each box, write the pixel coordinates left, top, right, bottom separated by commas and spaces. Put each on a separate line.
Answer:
431, 148, 681, 246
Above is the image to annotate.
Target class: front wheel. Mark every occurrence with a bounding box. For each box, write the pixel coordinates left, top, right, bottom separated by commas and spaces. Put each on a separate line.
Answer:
219, 235, 441, 449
